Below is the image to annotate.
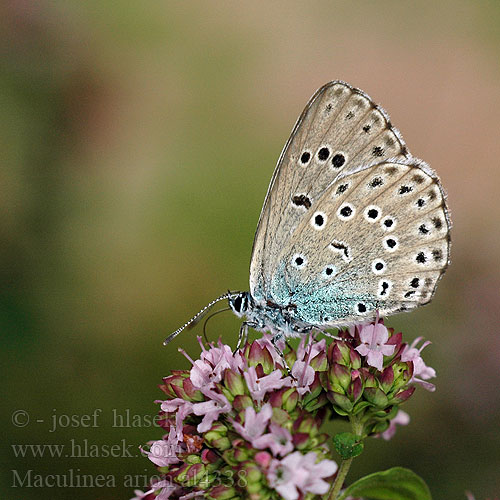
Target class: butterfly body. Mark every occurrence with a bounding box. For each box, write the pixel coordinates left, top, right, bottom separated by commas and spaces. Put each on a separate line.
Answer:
228, 291, 314, 338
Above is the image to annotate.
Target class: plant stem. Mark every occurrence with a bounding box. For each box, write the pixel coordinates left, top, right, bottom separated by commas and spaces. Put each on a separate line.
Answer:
327, 456, 353, 500
327, 415, 364, 500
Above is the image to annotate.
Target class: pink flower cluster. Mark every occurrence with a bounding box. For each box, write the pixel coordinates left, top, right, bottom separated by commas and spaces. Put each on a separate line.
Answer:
133, 320, 435, 500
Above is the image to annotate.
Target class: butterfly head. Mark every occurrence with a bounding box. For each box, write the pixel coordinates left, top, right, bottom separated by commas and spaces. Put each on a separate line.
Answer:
228, 291, 252, 318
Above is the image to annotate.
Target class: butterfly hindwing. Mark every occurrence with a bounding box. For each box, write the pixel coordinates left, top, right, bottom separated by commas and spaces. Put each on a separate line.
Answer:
250, 81, 409, 302
269, 159, 450, 326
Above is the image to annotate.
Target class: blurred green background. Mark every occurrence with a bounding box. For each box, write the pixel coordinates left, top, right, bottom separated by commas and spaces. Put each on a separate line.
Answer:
2, 1, 500, 499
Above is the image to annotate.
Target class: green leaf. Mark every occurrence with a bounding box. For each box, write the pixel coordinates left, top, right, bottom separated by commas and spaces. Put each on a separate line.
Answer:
333, 432, 364, 459
337, 467, 432, 500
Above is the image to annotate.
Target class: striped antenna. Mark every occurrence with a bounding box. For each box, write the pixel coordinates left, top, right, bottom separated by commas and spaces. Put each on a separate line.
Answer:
163, 292, 234, 345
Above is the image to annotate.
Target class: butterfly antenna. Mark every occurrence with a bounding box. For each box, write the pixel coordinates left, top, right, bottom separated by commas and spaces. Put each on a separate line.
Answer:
163, 293, 233, 346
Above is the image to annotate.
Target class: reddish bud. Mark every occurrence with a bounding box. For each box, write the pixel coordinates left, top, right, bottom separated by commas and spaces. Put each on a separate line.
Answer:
255, 451, 272, 468
201, 448, 219, 464
348, 376, 363, 402
380, 366, 395, 392
392, 386, 416, 403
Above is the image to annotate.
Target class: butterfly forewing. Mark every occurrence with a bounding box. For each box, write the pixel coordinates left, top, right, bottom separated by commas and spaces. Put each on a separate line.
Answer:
269, 159, 450, 326
250, 81, 409, 302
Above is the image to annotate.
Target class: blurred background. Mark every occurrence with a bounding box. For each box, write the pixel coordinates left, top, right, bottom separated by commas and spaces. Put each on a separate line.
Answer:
2, 1, 500, 498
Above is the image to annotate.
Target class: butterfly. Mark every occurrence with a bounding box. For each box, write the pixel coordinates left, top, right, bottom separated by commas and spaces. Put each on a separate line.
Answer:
165, 81, 451, 348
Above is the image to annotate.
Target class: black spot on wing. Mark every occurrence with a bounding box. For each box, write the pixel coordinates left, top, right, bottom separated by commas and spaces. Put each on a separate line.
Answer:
292, 195, 312, 209
331, 154, 345, 169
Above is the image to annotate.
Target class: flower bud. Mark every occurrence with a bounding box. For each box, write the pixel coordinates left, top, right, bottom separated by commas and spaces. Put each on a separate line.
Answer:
232, 395, 253, 412
233, 448, 250, 462
348, 346, 360, 367
327, 391, 353, 413
255, 451, 272, 468
363, 387, 389, 408
292, 432, 309, 449
248, 342, 274, 373
160, 374, 186, 399
360, 368, 377, 388
282, 388, 299, 412
391, 387, 415, 404
176, 462, 205, 487
201, 449, 220, 464
310, 351, 328, 371
347, 376, 363, 403
204, 422, 230, 451
379, 366, 395, 393
240, 462, 262, 494
224, 369, 246, 397
327, 342, 343, 364
206, 485, 238, 500
329, 363, 351, 392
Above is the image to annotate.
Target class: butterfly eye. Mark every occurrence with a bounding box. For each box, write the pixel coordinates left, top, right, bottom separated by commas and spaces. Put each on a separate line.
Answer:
291, 254, 307, 269
311, 211, 327, 230
383, 236, 399, 252
371, 259, 386, 275
364, 205, 381, 223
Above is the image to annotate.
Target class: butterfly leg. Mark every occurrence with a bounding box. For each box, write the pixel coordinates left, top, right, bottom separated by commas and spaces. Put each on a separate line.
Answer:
271, 334, 293, 376
313, 326, 340, 340
235, 321, 254, 352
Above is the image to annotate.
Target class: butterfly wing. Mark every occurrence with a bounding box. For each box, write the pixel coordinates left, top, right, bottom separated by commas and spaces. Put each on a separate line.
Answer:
269, 158, 451, 326
250, 81, 409, 302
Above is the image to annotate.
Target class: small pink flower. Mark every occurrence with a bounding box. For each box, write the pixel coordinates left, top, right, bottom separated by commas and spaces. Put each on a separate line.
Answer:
267, 451, 338, 500
401, 337, 436, 391
291, 361, 315, 396
255, 333, 285, 367
160, 399, 194, 440
378, 410, 410, 440
192, 390, 231, 433
356, 322, 395, 371
148, 479, 181, 499
244, 366, 292, 404
145, 426, 182, 467
296, 335, 326, 362
231, 403, 273, 441
253, 422, 294, 457
188, 338, 245, 389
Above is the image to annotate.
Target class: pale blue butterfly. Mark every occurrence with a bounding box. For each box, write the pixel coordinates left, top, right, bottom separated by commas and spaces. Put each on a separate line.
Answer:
165, 81, 451, 349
